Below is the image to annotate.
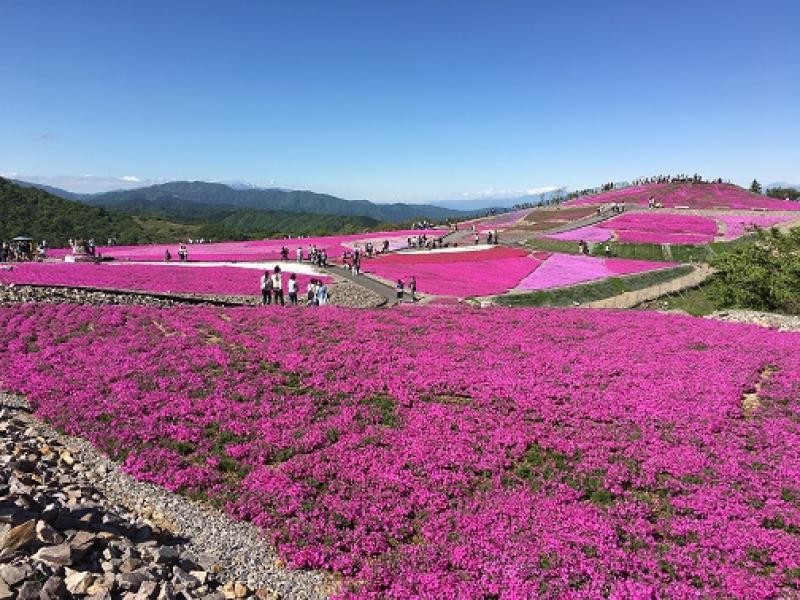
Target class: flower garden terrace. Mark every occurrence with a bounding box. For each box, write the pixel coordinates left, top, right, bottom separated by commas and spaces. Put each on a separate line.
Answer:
1, 303, 799, 598
45, 229, 448, 262
563, 182, 800, 212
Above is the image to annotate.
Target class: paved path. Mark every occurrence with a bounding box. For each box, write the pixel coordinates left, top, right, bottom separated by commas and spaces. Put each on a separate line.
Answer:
584, 264, 714, 309
544, 205, 644, 234
324, 265, 396, 306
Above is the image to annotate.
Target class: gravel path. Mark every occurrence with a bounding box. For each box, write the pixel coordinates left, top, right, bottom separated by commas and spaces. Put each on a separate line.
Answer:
0, 392, 336, 600
584, 265, 713, 310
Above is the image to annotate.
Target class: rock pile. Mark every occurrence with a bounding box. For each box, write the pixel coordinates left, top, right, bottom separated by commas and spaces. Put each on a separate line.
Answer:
0, 399, 332, 599
708, 309, 800, 332
0, 285, 177, 308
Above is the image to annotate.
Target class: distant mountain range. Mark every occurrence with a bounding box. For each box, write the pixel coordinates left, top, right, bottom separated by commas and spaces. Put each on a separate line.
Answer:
2, 177, 386, 246
14, 179, 472, 223
431, 188, 566, 211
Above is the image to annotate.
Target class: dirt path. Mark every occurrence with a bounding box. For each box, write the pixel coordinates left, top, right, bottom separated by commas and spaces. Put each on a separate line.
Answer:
584, 264, 714, 309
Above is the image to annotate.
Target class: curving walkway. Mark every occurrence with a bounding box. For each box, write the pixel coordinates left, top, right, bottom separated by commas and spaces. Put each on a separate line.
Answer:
584, 264, 714, 309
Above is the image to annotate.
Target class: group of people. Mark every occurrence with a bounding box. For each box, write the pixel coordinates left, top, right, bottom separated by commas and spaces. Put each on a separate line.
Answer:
473, 230, 500, 245
395, 277, 417, 303
408, 234, 447, 250
596, 202, 625, 215
260, 266, 329, 306
1, 239, 47, 262
164, 243, 189, 262
631, 174, 725, 186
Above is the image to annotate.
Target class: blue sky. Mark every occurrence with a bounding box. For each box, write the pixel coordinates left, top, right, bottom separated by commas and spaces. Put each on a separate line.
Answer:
1, 0, 798, 201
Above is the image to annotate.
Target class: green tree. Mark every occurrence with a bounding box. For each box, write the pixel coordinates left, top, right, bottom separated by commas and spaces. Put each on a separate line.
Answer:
766, 187, 800, 201
708, 228, 800, 313
750, 179, 763, 194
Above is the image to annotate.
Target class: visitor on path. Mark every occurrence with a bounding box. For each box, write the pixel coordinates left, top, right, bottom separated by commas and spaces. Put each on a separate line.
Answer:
316, 279, 329, 305
280, 246, 289, 261
410, 277, 417, 302
296, 247, 303, 262
493, 230, 499, 244
307, 279, 317, 305
474, 232, 480, 245
487, 231, 493, 245
604, 244, 611, 257
396, 279, 405, 302
271, 266, 284, 306
164, 249, 172, 261
261, 270, 273, 305
178, 243, 188, 261
288, 273, 298, 305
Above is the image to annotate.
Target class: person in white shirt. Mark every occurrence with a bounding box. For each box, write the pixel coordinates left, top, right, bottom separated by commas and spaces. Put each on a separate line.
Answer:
316, 280, 328, 306
296, 247, 303, 262
260, 270, 272, 305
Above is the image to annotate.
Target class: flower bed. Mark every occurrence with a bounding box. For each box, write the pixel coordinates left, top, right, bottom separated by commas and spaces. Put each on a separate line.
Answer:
600, 213, 717, 245
546, 225, 613, 242
515, 253, 674, 290
566, 183, 800, 211
363, 247, 547, 296
0, 262, 328, 297
717, 214, 798, 240
1, 304, 799, 598
47, 230, 447, 262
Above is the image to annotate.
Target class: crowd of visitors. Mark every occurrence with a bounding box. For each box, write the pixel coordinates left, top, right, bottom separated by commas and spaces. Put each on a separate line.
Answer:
631, 174, 726, 186
1, 238, 47, 262
260, 267, 329, 306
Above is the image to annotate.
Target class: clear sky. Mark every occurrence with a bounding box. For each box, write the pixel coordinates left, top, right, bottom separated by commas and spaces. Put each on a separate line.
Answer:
1, 0, 798, 201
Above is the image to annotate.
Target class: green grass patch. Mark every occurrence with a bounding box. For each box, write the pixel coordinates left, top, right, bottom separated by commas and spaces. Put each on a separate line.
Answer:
496, 265, 692, 307
638, 284, 717, 316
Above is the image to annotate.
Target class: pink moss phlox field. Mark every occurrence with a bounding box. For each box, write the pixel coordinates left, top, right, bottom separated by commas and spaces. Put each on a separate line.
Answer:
546, 225, 613, 242
597, 213, 717, 245
565, 183, 800, 211
716, 215, 798, 240
47, 230, 446, 261
515, 253, 674, 290
1, 304, 799, 598
363, 247, 547, 296
0, 262, 327, 297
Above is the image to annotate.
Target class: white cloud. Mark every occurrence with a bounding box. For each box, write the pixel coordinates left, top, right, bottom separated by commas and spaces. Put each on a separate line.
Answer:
5, 173, 162, 194
458, 186, 561, 199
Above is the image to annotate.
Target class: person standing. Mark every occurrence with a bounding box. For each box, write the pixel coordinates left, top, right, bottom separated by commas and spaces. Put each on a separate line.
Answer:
316, 279, 329, 305
271, 266, 284, 305
307, 278, 317, 305
297, 246, 303, 262
288, 273, 298, 305
410, 277, 417, 303
261, 270, 273, 305
396, 279, 404, 303
474, 232, 480, 245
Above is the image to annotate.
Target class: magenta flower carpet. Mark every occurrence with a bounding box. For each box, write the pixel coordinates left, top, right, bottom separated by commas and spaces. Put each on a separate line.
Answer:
1, 304, 799, 598
362, 247, 549, 296
0, 262, 328, 297
47, 230, 446, 262
565, 183, 800, 211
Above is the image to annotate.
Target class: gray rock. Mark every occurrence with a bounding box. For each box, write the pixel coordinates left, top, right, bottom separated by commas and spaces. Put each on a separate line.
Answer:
0, 519, 36, 552
0, 579, 11, 600
39, 575, 67, 600
32, 542, 73, 567
152, 546, 180, 564
36, 519, 65, 545
65, 569, 95, 595
16, 580, 42, 600
0, 562, 31, 585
